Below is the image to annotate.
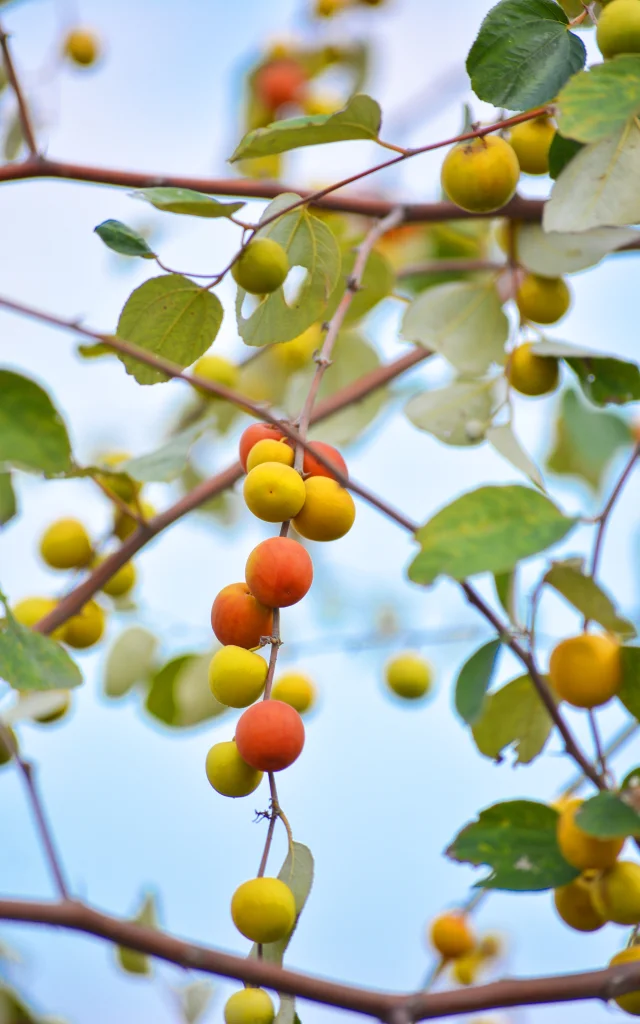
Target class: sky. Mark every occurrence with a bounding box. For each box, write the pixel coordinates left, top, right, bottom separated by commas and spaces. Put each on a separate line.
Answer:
0, 1, 640, 1023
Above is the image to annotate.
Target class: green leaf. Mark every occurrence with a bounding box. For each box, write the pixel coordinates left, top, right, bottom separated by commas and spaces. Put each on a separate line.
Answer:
145, 654, 226, 728
3, 112, 24, 161
548, 133, 584, 180
405, 377, 504, 447
236, 195, 341, 347
454, 639, 502, 725
619, 646, 640, 720
486, 423, 545, 489
575, 792, 640, 839
145, 655, 190, 725
230, 94, 382, 161
0, 370, 72, 474
622, 765, 640, 792
94, 219, 156, 258
466, 0, 586, 110
546, 388, 631, 492
175, 981, 214, 1024
494, 569, 517, 623
116, 893, 158, 975
104, 627, 158, 699
123, 423, 206, 483
531, 341, 640, 407
132, 187, 245, 218
274, 996, 297, 1024
0, 472, 16, 526
557, 56, 640, 144
471, 674, 555, 765
402, 282, 508, 376
251, 843, 314, 965
117, 275, 224, 385
544, 560, 636, 637
515, 224, 638, 277
0, 598, 82, 692
544, 119, 640, 232
325, 246, 394, 326
446, 799, 579, 890
409, 485, 576, 586
77, 342, 114, 360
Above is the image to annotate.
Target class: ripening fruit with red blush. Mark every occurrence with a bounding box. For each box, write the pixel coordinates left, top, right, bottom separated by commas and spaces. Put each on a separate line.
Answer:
245, 536, 313, 608
239, 423, 285, 471
299, 441, 348, 480
255, 59, 307, 111
211, 583, 273, 648
235, 699, 305, 771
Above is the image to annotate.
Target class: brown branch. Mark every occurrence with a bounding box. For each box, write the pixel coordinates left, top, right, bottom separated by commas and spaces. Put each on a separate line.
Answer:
0, 25, 39, 157
590, 442, 640, 579
1, 898, 640, 1019
397, 259, 505, 278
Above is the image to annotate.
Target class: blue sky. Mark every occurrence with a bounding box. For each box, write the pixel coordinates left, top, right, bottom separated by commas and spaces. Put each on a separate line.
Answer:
0, 1, 639, 1023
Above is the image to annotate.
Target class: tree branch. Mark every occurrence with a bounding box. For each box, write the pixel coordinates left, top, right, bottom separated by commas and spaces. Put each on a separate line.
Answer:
0, 24, 39, 157
591, 442, 640, 579
1, 898, 640, 1019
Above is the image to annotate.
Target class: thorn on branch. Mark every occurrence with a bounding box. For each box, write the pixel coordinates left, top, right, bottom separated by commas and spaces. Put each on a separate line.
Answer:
258, 634, 283, 648
346, 275, 362, 293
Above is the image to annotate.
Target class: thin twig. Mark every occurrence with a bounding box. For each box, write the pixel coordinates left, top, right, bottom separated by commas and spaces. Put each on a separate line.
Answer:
0, 24, 39, 157
397, 259, 505, 278
257, 774, 281, 880
591, 442, 640, 579
588, 709, 607, 779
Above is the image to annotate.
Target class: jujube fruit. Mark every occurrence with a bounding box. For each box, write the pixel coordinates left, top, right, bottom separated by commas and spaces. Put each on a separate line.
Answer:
385, 652, 433, 700
63, 28, 100, 67
0, 727, 16, 767
430, 912, 475, 959
609, 945, 640, 1015
224, 988, 275, 1024
272, 324, 322, 370
211, 583, 273, 649
507, 343, 559, 397
12, 597, 65, 640
451, 953, 482, 986
254, 59, 307, 110
208, 646, 268, 708
232, 239, 289, 295
557, 798, 624, 870
271, 672, 316, 714
246, 439, 294, 472
231, 876, 297, 943
239, 423, 285, 470
114, 501, 156, 541
549, 633, 621, 709
205, 740, 263, 798
592, 860, 640, 925
243, 462, 306, 523
40, 518, 92, 570
292, 477, 355, 542
516, 273, 571, 325
553, 873, 606, 932
63, 599, 106, 649
193, 354, 239, 394
98, 559, 136, 598
245, 536, 313, 608
441, 136, 520, 214
597, 0, 640, 58
298, 441, 348, 480
235, 699, 305, 772
508, 117, 555, 176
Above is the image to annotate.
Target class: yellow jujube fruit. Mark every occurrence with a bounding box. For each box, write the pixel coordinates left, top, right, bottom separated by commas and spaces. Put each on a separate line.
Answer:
508, 117, 555, 176
292, 476, 355, 542
557, 798, 624, 871
430, 912, 475, 959
610, 945, 640, 1015
507, 343, 559, 397
113, 501, 156, 541
98, 559, 136, 598
452, 952, 482, 986
193, 354, 239, 395
12, 597, 66, 641
272, 323, 322, 370
231, 877, 297, 943
205, 741, 263, 798
63, 600, 106, 650
592, 861, 640, 925
549, 633, 621, 709
40, 518, 92, 570
232, 239, 289, 295
516, 273, 571, 325
553, 872, 606, 932
208, 646, 268, 708
597, 0, 640, 58
441, 136, 520, 214
224, 988, 275, 1024
246, 439, 294, 472
243, 462, 306, 523
63, 28, 100, 67
385, 652, 433, 700
271, 672, 316, 713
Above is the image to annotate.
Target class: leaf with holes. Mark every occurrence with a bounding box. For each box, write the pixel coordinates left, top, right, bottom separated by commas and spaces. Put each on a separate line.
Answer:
575, 792, 640, 840
132, 187, 245, 218
0, 371, 72, 475
117, 275, 224, 384
405, 377, 504, 448
237, 195, 341, 347
557, 56, 640, 144
471, 675, 555, 765
544, 560, 635, 637
250, 843, 314, 965
94, 219, 156, 258
546, 389, 631, 491
454, 639, 502, 725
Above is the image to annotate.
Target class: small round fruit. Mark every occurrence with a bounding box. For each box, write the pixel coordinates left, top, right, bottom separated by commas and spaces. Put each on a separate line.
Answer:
272, 323, 322, 370
243, 462, 306, 523
245, 536, 313, 608
13, 596, 56, 627
477, 933, 502, 959
232, 239, 289, 295
553, 873, 606, 932
235, 700, 305, 772
597, 0, 640, 58
63, 600, 106, 650
0, 726, 16, 767
592, 861, 640, 925
292, 477, 355, 542
385, 652, 433, 701
96, 451, 140, 503
40, 519, 92, 570
452, 953, 481, 986
205, 740, 263, 798
210, 583, 273, 649
315, 0, 345, 15
239, 423, 285, 471
271, 672, 316, 713
508, 117, 555, 176
610, 945, 640, 1015
98, 559, 136, 598
208, 646, 268, 708
441, 136, 520, 214
231, 876, 297, 943
549, 633, 621, 709
113, 501, 156, 541
516, 273, 571, 325
507, 343, 559, 397
300, 441, 348, 481
193, 354, 239, 395
63, 28, 100, 67
224, 988, 275, 1024
246, 439, 294, 472
255, 59, 307, 110
557, 798, 624, 871
430, 912, 475, 959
